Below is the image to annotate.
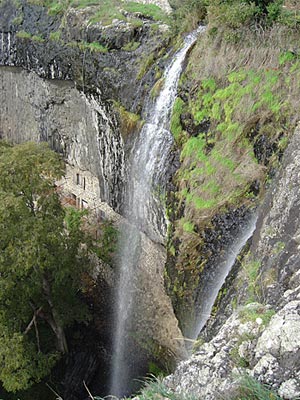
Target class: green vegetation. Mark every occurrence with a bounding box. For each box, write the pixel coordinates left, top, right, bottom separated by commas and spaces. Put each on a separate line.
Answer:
137, 53, 155, 79
150, 77, 165, 98
170, 0, 300, 35
166, 5, 300, 331
26, 0, 168, 25
238, 304, 275, 325
49, 30, 62, 41
124, 2, 169, 23
230, 374, 283, 400
129, 377, 198, 400
244, 259, 262, 301
170, 97, 186, 144
0, 141, 92, 392
31, 34, 45, 42
66, 40, 108, 53
12, 14, 23, 25
122, 41, 140, 52
83, 41, 108, 53
16, 30, 32, 39
16, 31, 45, 42
93, 220, 119, 264
114, 103, 143, 136
182, 219, 195, 233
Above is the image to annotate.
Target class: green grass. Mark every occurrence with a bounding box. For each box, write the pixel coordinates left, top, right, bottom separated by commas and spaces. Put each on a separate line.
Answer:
230, 374, 283, 400
16, 31, 44, 43
67, 40, 108, 53
239, 304, 275, 326
124, 2, 169, 23
182, 220, 195, 233
170, 97, 185, 143
49, 30, 62, 41
85, 41, 108, 53
241, 258, 261, 301
16, 30, 32, 39
137, 53, 155, 79
114, 102, 142, 136
122, 40, 140, 51
130, 376, 198, 400
31, 34, 45, 42
26, 0, 168, 25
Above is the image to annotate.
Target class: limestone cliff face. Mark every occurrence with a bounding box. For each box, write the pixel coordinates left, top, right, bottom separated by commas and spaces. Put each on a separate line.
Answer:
0, 67, 125, 209
163, 126, 300, 400
0, 0, 171, 210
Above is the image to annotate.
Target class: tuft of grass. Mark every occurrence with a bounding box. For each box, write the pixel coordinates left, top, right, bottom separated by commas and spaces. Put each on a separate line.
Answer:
31, 34, 45, 42
124, 2, 169, 23
238, 304, 275, 326
170, 97, 186, 143
241, 258, 261, 301
122, 40, 140, 51
137, 53, 155, 80
49, 30, 62, 41
12, 14, 23, 25
182, 219, 195, 233
150, 77, 165, 99
114, 103, 142, 136
85, 41, 108, 53
131, 376, 198, 400
229, 374, 283, 400
16, 30, 32, 39
67, 40, 108, 53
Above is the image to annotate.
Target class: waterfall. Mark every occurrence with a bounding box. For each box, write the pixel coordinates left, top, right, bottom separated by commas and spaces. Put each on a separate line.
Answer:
191, 214, 258, 341
110, 27, 204, 398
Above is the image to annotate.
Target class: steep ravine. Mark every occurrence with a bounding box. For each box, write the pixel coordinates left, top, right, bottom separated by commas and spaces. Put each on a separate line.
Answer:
1, 1, 300, 400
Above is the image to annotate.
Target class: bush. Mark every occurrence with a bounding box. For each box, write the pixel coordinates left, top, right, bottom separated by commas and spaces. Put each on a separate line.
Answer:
170, 0, 208, 33
208, 1, 258, 30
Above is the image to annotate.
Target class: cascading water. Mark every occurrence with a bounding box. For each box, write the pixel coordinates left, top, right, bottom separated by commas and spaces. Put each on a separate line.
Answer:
110, 27, 205, 397
191, 214, 258, 342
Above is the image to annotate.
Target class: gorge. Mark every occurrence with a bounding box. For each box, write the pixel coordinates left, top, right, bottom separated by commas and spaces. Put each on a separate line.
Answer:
0, 1, 300, 400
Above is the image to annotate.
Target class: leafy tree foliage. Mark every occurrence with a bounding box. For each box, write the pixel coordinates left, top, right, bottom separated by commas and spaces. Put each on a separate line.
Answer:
0, 141, 91, 392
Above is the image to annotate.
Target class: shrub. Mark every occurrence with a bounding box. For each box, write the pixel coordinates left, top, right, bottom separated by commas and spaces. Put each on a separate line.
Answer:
170, 0, 208, 33
208, 1, 258, 30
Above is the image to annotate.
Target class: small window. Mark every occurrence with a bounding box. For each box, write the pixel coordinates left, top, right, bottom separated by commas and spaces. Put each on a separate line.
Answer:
83, 177, 86, 190
76, 173, 80, 185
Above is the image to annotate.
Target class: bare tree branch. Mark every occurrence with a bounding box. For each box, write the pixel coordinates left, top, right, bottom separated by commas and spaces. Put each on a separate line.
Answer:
46, 383, 63, 400
83, 381, 94, 400
23, 306, 43, 335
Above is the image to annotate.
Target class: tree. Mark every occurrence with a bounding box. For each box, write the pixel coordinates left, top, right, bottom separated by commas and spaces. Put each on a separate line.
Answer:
0, 141, 91, 392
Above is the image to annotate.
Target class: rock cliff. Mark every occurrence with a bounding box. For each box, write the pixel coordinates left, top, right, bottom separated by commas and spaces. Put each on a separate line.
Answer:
0, 1, 183, 398
163, 126, 300, 400
1, 1, 300, 399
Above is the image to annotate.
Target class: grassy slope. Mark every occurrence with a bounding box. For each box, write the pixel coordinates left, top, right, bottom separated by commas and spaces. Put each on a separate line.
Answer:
26, 0, 169, 25
166, 2, 300, 333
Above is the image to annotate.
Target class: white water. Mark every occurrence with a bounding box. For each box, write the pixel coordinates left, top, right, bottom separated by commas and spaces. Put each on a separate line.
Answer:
110, 28, 204, 397
191, 214, 258, 341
